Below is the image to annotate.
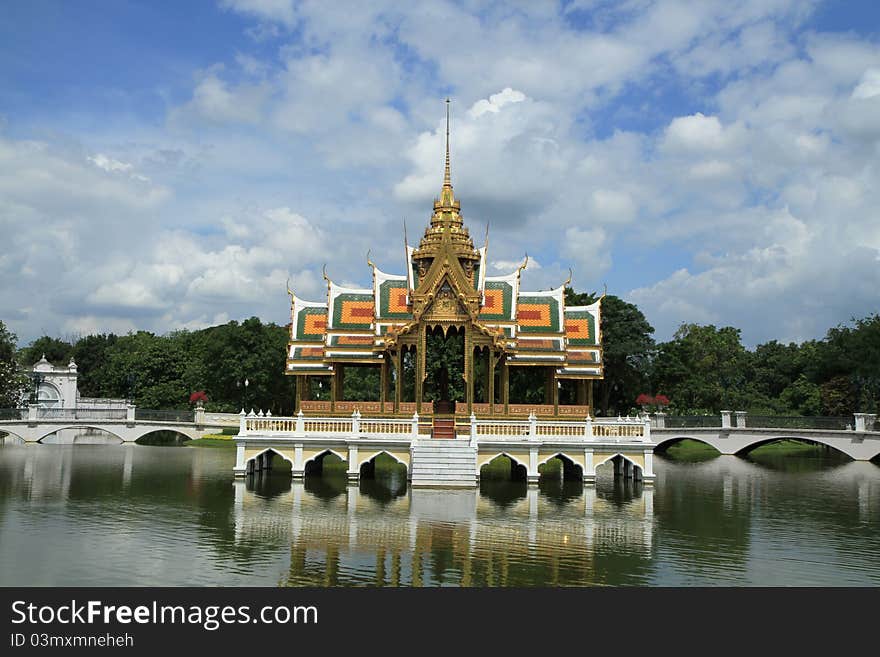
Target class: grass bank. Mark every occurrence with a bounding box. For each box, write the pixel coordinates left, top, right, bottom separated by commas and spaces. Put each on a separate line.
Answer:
184, 428, 237, 448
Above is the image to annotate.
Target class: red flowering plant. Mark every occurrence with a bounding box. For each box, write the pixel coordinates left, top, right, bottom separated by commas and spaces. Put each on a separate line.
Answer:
635, 393, 670, 414
189, 390, 208, 407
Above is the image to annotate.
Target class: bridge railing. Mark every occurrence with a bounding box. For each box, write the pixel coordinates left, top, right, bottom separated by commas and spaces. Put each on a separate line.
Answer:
242, 412, 416, 439
22, 408, 129, 421
0, 408, 26, 421
745, 416, 853, 430
135, 409, 195, 423
663, 415, 723, 428
473, 415, 651, 443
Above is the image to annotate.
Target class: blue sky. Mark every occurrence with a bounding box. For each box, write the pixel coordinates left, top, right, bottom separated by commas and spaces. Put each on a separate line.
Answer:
1, 0, 879, 347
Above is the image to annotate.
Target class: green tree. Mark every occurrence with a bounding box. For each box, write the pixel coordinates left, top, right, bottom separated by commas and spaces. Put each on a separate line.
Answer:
565, 288, 655, 416
814, 314, 880, 413
72, 333, 119, 398
18, 336, 74, 368
651, 324, 749, 414
0, 321, 28, 407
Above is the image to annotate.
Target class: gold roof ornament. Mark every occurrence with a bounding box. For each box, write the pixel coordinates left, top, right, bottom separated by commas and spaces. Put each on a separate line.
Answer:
286, 277, 295, 301
322, 264, 332, 295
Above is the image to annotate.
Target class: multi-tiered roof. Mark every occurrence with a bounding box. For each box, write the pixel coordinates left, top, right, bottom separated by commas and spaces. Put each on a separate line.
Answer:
286, 102, 602, 380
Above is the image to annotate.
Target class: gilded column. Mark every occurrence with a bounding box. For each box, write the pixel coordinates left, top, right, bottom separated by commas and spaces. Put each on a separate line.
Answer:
465, 333, 474, 416
394, 348, 402, 412
502, 358, 509, 416
486, 347, 496, 415
415, 326, 425, 414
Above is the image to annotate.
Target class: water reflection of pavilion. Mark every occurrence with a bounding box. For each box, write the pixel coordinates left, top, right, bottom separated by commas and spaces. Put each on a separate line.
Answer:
231, 478, 655, 586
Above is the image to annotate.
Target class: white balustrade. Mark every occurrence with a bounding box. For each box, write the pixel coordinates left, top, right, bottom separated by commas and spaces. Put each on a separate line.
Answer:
239, 412, 652, 444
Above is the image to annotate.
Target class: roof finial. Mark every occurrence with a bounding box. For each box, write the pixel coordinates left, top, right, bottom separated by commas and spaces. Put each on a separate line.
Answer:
286, 277, 295, 301
322, 264, 332, 294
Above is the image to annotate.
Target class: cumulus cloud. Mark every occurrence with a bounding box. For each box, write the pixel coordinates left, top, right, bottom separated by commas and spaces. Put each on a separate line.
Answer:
3, 1, 880, 349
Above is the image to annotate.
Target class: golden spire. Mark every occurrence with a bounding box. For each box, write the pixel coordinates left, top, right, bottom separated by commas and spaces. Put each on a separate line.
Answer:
438, 97, 457, 208
443, 98, 452, 191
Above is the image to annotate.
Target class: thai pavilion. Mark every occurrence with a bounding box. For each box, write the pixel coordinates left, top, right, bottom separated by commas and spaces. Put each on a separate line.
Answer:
285, 104, 603, 428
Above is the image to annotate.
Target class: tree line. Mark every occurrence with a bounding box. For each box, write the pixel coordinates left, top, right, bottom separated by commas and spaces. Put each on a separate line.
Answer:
1, 294, 878, 416
565, 289, 879, 417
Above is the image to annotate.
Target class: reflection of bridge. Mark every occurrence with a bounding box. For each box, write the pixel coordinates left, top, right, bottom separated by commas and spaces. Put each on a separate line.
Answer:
232, 481, 655, 586
0, 406, 240, 444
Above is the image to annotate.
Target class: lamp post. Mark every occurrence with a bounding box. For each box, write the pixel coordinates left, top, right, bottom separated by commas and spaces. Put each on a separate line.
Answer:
244, 378, 249, 412
31, 373, 44, 406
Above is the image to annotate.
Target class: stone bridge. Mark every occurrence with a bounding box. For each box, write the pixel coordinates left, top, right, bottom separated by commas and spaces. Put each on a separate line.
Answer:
0, 406, 240, 444
652, 411, 880, 461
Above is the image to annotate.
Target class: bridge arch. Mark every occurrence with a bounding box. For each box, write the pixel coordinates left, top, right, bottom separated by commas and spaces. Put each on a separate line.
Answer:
134, 428, 197, 445
303, 448, 347, 476
734, 436, 855, 460
654, 436, 720, 454
595, 452, 644, 479
479, 452, 529, 481
37, 425, 124, 444
358, 450, 409, 470
538, 452, 584, 481
245, 447, 295, 473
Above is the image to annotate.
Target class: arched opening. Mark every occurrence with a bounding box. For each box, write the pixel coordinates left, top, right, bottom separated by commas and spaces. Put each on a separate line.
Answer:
480, 454, 528, 481
245, 448, 293, 499
738, 437, 852, 471
538, 454, 584, 505
479, 454, 528, 507
595, 454, 643, 481
654, 437, 721, 462
538, 454, 583, 481
134, 430, 193, 446
594, 454, 644, 503
359, 451, 408, 480
424, 325, 464, 413
359, 452, 408, 503
39, 427, 124, 444
304, 450, 347, 477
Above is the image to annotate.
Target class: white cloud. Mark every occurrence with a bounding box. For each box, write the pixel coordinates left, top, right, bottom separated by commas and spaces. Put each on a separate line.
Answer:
851, 68, 880, 99
4, 1, 880, 349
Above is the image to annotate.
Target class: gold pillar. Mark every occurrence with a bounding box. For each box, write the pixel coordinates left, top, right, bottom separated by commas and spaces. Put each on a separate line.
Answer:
336, 364, 345, 402
488, 350, 496, 414
380, 359, 388, 406
295, 375, 303, 413
415, 327, 425, 414
588, 379, 594, 417
544, 368, 554, 406
552, 371, 559, 417
502, 359, 509, 416
330, 372, 337, 413
466, 335, 474, 416
394, 348, 402, 412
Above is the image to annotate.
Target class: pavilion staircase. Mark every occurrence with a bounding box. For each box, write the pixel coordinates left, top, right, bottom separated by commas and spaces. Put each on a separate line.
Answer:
410, 421, 477, 487
432, 417, 456, 439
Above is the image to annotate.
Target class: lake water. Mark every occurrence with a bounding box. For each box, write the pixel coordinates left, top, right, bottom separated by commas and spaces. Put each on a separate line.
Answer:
1, 443, 878, 586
